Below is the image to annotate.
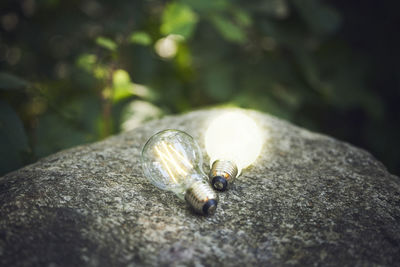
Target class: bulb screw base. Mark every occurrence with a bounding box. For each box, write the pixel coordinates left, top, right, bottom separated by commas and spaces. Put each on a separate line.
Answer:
185, 181, 218, 215
209, 160, 238, 191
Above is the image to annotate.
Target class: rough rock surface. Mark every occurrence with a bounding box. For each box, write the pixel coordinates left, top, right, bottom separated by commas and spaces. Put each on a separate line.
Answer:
1, 109, 400, 266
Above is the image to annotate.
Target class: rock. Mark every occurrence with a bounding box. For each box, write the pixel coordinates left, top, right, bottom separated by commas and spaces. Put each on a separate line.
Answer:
0, 108, 399, 266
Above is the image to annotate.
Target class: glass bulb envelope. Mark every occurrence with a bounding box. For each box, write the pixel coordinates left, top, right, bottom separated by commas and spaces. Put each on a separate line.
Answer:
141, 129, 218, 214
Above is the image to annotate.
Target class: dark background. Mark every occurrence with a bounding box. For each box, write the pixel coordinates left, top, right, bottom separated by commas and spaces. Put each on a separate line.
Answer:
1, 0, 399, 176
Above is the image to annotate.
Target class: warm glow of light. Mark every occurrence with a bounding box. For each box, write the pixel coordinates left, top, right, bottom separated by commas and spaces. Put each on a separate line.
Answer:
205, 112, 263, 173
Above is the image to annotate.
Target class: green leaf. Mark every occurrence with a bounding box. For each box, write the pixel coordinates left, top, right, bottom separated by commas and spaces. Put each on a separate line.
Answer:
0, 72, 28, 90
232, 8, 252, 27
112, 69, 134, 102
76, 53, 97, 72
113, 69, 131, 88
210, 15, 246, 43
130, 31, 152, 46
161, 2, 198, 39
176, 43, 193, 70
96, 36, 117, 51
0, 100, 30, 175
132, 83, 158, 101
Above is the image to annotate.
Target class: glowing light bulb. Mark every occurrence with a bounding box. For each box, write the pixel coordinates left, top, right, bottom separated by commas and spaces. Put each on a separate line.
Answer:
205, 112, 263, 191
141, 129, 218, 215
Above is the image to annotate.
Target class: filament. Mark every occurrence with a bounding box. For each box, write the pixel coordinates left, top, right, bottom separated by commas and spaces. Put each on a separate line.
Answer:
168, 144, 193, 168
155, 146, 177, 183
155, 141, 191, 184
161, 142, 186, 175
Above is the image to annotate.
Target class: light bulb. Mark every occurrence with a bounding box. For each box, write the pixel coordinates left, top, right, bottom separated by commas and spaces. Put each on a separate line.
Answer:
205, 112, 263, 191
141, 129, 218, 215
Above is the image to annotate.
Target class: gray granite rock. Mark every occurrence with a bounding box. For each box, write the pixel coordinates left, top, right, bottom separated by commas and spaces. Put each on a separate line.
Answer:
1, 109, 399, 266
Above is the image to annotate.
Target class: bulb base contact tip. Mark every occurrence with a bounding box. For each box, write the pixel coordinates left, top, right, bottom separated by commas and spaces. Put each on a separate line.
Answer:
209, 160, 238, 191
202, 199, 218, 215
212, 176, 228, 191
185, 181, 218, 215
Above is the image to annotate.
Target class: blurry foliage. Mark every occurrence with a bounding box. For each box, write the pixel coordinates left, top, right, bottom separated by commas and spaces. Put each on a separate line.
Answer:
0, 0, 398, 175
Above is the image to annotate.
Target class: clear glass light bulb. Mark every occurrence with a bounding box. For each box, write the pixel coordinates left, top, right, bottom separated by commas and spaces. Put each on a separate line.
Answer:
205, 112, 263, 191
141, 129, 218, 215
